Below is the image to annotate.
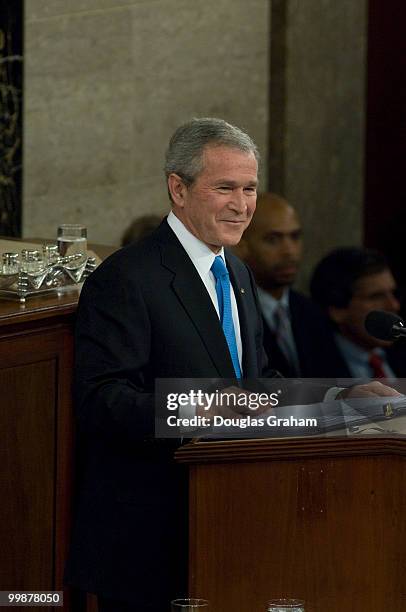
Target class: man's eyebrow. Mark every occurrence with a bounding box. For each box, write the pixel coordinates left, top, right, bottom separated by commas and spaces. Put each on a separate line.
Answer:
363, 289, 397, 298
214, 179, 258, 186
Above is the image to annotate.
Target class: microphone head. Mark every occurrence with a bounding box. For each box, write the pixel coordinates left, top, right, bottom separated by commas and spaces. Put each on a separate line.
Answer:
364, 310, 405, 341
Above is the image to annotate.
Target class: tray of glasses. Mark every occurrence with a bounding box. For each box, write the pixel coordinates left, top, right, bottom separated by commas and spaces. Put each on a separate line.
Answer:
0, 250, 97, 303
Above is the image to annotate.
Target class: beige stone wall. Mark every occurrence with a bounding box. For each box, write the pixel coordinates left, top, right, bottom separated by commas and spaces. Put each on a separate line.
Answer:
23, 0, 270, 246
269, 0, 367, 292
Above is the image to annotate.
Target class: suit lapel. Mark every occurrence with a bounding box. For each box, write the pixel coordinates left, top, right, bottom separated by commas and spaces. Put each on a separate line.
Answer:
157, 224, 236, 378
226, 254, 259, 377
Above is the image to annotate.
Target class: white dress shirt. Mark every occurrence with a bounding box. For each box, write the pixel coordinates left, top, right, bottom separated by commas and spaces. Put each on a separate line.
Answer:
335, 333, 396, 379
257, 286, 291, 332
167, 211, 243, 371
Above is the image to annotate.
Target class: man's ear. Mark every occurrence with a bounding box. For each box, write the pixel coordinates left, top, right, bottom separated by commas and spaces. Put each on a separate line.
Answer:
168, 174, 187, 208
329, 305, 347, 325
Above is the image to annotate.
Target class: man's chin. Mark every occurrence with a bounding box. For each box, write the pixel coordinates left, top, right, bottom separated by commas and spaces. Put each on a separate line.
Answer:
222, 231, 246, 247
272, 272, 297, 286
352, 333, 394, 351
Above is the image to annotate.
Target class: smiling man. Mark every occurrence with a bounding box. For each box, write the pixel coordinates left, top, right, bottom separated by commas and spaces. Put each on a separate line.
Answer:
65, 118, 269, 612
65, 119, 399, 611
168, 144, 258, 250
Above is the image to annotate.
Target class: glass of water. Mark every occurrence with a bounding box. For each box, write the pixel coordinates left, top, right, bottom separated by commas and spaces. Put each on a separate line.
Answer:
171, 598, 209, 611
57, 224, 87, 262
266, 599, 305, 612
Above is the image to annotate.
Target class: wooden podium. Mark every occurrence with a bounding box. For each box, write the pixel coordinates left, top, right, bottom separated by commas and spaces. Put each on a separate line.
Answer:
176, 436, 406, 612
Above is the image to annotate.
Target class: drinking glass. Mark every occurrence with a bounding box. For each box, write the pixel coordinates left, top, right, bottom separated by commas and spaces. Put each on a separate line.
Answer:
20, 249, 45, 274
0, 252, 19, 288
57, 224, 87, 260
2, 252, 19, 275
266, 599, 305, 612
43, 243, 60, 265
171, 598, 209, 611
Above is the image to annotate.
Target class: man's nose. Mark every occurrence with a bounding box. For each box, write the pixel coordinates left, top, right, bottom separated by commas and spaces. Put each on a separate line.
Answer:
281, 237, 297, 256
229, 189, 247, 212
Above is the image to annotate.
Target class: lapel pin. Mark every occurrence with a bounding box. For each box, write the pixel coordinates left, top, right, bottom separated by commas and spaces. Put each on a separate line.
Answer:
240, 288, 245, 294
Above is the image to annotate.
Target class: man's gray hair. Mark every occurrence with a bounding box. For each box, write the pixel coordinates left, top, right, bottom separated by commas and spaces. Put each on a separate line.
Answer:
164, 117, 260, 188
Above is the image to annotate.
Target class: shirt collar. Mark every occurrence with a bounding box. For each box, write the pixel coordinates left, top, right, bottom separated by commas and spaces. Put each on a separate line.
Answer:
334, 333, 386, 365
257, 286, 290, 319
167, 211, 225, 274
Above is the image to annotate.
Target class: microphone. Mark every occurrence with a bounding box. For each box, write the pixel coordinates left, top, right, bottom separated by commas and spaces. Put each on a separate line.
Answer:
364, 310, 406, 341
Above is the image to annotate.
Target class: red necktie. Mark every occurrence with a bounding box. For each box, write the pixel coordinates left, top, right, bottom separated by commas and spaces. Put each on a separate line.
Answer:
368, 352, 386, 378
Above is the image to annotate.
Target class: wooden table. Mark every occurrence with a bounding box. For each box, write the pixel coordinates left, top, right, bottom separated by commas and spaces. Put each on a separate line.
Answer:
0, 242, 115, 611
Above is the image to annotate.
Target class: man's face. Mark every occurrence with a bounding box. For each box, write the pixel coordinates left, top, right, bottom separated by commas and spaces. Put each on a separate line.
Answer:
169, 146, 258, 253
241, 201, 302, 292
330, 269, 400, 349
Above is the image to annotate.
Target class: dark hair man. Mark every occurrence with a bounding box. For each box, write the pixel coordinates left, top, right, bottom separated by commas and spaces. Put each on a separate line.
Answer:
65, 120, 399, 611
236, 193, 331, 377
310, 247, 406, 378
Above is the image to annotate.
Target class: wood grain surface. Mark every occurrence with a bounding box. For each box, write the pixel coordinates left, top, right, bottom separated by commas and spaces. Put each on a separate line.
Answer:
181, 438, 406, 612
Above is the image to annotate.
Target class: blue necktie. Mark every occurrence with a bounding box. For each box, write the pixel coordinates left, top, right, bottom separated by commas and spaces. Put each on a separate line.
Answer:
211, 255, 242, 378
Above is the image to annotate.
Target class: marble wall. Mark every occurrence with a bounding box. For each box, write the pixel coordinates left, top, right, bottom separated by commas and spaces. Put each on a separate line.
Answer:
23, 0, 270, 245
269, 0, 367, 291
23, 0, 367, 282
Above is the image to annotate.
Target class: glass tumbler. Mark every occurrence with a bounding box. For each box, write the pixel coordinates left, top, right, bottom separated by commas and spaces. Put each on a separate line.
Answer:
57, 224, 87, 260
2, 252, 19, 275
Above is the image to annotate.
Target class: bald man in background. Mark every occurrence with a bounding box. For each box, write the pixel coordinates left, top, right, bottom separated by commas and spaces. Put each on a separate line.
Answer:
235, 193, 331, 378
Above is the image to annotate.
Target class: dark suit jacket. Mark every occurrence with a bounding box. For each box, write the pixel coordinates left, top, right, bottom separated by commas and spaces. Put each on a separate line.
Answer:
65, 220, 269, 608
262, 289, 334, 378
312, 327, 406, 379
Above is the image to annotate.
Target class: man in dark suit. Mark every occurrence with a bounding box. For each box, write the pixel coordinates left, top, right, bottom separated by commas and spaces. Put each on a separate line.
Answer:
235, 193, 331, 377
65, 118, 267, 611
310, 247, 406, 379
65, 120, 399, 611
